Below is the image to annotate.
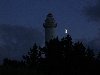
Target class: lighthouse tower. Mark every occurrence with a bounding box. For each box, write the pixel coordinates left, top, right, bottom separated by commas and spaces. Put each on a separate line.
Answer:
43, 13, 57, 42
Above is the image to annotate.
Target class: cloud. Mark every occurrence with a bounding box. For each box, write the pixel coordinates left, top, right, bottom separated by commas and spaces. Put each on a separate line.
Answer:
88, 30, 100, 53
83, 0, 100, 52
88, 39, 100, 54
0, 24, 44, 62
84, 0, 100, 21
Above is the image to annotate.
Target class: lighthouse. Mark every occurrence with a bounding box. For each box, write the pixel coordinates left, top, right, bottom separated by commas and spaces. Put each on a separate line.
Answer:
43, 13, 57, 42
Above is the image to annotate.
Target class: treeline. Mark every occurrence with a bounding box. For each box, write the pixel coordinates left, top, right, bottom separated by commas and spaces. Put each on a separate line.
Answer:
0, 34, 100, 75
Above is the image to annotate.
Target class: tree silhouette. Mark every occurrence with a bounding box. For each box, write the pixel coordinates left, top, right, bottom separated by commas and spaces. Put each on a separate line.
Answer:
44, 37, 64, 73
22, 34, 97, 75
23, 43, 39, 68
2, 34, 100, 75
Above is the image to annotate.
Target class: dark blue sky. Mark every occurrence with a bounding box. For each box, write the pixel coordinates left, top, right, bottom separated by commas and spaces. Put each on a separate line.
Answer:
0, 0, 100, 61
0, 0, 99, 40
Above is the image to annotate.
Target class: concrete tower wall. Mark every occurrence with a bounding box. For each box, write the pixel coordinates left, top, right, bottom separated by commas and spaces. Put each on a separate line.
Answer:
43, 13, 57, 42
45, 27, 56, 42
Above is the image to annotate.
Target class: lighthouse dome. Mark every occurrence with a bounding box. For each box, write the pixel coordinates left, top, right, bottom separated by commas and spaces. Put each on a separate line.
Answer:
43, 13, 57, 28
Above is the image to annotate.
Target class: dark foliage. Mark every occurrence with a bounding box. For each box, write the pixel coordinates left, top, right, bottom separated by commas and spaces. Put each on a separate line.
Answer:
23, 43, 40, 68
1, 34, 100, 75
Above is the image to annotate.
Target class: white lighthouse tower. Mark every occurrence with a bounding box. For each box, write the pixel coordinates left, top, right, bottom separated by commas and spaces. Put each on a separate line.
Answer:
43, 13, 57, 42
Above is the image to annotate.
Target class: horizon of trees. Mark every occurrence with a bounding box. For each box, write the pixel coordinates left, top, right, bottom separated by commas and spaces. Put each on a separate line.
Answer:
0, 34, 100, 75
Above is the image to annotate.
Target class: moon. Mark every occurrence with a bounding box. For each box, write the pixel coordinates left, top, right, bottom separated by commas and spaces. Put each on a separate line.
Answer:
65, 29, 67, 33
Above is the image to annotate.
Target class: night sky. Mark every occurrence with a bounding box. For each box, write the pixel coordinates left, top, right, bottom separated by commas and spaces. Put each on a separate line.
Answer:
0, 0, 100, 61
